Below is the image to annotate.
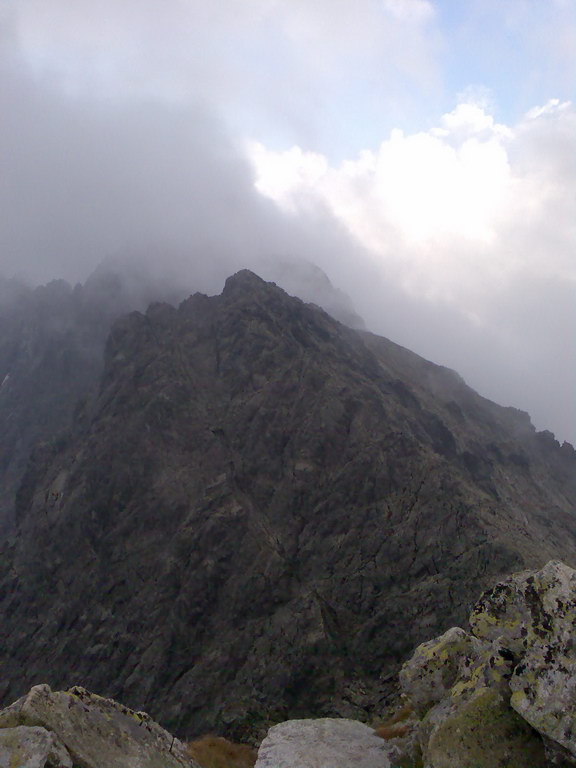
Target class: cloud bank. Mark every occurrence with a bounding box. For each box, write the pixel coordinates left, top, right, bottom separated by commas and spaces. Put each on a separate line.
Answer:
250, 99, 576, 443
0, 1, 575, 444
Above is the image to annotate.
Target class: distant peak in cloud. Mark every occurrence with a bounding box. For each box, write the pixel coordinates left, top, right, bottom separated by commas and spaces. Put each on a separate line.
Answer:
2, 1, 575, 447
248, 99, 576, 442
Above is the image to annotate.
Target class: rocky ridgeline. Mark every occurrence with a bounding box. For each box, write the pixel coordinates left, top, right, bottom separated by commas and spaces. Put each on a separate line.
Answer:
3, 271, 575, 737
3, 560, 576, 768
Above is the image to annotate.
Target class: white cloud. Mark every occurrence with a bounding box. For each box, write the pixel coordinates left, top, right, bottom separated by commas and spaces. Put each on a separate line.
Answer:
3, 2, 575, 442
11, 0, 441, 149
381, 0, 434, 23
525, 98, 571, 121
436, 102, 511, 139
249, 100, 575, 299
249, 100, 576, 440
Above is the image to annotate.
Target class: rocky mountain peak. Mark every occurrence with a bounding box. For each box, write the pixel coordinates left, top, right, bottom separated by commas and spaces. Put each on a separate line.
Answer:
0, 271, 574, 744
223, 268, 270, 294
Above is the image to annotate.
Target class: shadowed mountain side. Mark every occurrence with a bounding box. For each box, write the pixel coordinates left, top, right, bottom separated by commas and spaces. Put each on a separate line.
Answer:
0, 262, 364, 536
0, 270, 184, 535
0, 277, 111, 535
0, 270, 574, 742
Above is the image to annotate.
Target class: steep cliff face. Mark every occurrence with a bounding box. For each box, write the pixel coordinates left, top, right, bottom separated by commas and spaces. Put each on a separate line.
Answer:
1, 270, 575, 741
0, 268, 189, 535
0, 263, 364, 537
0, 277, 110, 534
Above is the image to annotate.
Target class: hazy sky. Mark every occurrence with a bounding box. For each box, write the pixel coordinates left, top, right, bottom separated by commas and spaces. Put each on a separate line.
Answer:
1, 0, 575, 444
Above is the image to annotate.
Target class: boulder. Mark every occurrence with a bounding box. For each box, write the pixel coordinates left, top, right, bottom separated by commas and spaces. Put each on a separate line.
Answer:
477, 560, 576, 762
398, 627, 474, 715
400, 560, 576, 766
449, 635, 516, 701
500, 562, 576, 764
469, 559, 576, 653
426, 687, 547, 768
0, 725, 72, 768
255, 718, 396, 768
0, 684, 198, 768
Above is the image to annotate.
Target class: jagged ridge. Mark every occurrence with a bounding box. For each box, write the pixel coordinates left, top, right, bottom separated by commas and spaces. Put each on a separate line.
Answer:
0, 270, 575, 741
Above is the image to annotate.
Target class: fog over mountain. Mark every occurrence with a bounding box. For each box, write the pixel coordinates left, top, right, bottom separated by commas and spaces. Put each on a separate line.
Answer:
1, 1, 575, 444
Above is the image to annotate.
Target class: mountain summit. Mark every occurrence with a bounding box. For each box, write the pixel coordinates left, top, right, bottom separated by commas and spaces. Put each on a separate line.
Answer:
0, 270, 575, 740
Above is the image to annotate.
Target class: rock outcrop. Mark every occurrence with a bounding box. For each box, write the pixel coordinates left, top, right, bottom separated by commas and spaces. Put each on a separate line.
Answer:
0, 684, 199, 768
399, 560, 576, 767
2, 562, 576, 766
1, 271, 575, 740
254, 718, 396, 768
0, 725, 72, 768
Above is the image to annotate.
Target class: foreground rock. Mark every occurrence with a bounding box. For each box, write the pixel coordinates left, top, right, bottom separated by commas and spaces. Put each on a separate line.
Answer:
475, 560, 576, 766
255, 718, 396, 768
0, 684, 198, 768
0, 725, 72, 768
426, 687, 547, 768
399, 560, 576, 767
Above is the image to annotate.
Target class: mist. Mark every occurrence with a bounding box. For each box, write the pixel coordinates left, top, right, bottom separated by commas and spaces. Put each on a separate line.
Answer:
1, 2, 574, 445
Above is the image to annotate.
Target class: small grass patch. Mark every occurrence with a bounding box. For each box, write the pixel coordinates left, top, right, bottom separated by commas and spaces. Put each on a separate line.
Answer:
186, 735, 257, 768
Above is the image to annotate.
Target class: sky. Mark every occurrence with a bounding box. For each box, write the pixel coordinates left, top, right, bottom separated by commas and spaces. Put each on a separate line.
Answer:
0, 0, 575, 444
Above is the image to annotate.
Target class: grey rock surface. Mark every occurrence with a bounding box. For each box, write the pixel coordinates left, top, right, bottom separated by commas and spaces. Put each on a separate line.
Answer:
399, 627, 474, 715
0, 264, 362, 536
255, 718, 394, 768
0, 684, 198, 768
0, 271, 575, 740
0, 725, 72, 768
400, 560, 576, 767
474, 560, 576, 763
425, 687, 548, 768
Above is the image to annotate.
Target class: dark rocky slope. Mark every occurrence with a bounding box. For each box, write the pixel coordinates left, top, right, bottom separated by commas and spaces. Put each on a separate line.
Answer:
0, 269, 185, 535
1, 270, 575, 741
0, 263, 362, 536
0, 276, 106, 534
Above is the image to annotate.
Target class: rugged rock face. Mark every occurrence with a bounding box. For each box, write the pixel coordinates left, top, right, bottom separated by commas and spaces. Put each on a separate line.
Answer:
0, 725, 73, 768
0, 269, 185, 536
0, 263, 364, 537
400, 560, 576, 767
1, 270, 575, 741
0, 684, 199, 768
0, 277, 105, 534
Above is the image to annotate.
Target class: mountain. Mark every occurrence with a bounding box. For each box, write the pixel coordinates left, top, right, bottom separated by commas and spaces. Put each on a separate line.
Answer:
0, 269, 183, 536
0, 261, 362, 536
0, 276, 109, 535
0, 270, 575, 742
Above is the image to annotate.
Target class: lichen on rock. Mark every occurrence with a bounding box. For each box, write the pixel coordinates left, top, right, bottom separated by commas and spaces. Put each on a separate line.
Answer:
0, 725, 72, 768
399, 560, 576, 767
0, 683, 199, 768
427, 687, 547, 768
399, 627, 474, 716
